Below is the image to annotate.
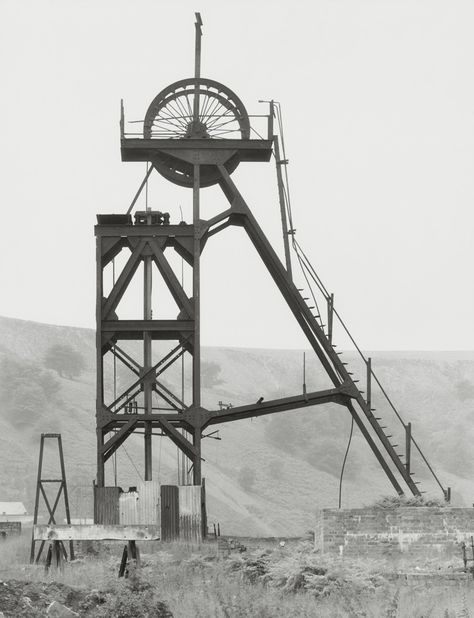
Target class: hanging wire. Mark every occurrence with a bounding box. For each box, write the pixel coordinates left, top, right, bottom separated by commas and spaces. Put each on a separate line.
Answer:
158, 429, 163, 482
145, 162, 149, 210
122, 443, 143, 481
338, 417, 354, 508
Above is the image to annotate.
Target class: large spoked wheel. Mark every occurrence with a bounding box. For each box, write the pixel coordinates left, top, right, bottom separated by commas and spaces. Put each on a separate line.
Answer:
143, 78, 251, 187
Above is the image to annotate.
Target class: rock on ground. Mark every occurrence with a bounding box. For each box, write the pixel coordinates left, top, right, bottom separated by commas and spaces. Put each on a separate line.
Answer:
47, 600, 79, 616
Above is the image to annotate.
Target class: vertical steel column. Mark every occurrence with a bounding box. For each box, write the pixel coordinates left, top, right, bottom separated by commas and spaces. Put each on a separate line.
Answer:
144, 224, 153, 480
180, 357, 188, 486
273, 133, 292, 278
30, 435, 44, 563
193, 163, 202, 485
366, 357, 372, 411
58, 435, 74, 561
405, 421, 412, 475
193, 429, 202, 486
192, 18, 202, 488
96, 234, 105, 487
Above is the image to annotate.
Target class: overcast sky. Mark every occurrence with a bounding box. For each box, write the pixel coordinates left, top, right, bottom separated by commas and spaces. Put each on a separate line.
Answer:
0, 0, 473, 350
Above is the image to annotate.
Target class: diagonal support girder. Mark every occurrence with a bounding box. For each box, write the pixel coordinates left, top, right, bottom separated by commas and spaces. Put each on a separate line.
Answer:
101, 419, 138, 461
102, 239, 147, 319
206, 387, 347, 425
216, 164, 419, 497
148, 238, 194, 317
158, 418, 199, 461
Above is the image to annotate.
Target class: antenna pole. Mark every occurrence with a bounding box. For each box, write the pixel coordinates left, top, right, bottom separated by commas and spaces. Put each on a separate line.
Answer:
193, 13, 203, 122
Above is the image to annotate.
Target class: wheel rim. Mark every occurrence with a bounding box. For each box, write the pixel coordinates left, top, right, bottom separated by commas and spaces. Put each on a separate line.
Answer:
143, 78, 251, 140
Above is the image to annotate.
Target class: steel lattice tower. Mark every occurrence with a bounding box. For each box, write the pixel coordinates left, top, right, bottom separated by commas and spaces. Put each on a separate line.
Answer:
95, 14, 427, 499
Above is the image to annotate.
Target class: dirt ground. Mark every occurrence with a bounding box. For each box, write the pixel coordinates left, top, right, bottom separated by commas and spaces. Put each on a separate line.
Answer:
0, 535, 472, 617
0, 579, 92, 617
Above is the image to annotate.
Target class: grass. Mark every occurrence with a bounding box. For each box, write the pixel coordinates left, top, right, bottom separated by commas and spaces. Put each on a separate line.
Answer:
2, 532, 474, 617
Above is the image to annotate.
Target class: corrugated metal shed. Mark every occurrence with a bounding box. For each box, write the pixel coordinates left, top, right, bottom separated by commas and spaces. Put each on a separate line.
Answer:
160, 485, 179, 541
178, 486, 202, 543
137, 481, 160, 526
118, 481, 160, 525
94, 487, 120, 524
119, 490, 139, 524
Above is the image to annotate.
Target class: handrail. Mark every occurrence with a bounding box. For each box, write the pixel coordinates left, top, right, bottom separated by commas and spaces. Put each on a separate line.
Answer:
272, 101, 447, 498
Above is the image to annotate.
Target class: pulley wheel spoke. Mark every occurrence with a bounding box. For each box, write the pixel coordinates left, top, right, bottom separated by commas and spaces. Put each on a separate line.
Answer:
144, 78, 250, 140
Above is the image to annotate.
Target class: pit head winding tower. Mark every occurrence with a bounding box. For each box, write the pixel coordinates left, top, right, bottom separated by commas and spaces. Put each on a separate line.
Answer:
95, 14, 427, 503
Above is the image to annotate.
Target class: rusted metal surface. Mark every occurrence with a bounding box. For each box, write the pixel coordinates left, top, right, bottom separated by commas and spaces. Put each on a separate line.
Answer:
94, 486, 120, 525
178, 485, 202, 543
34, 524, 160, 541
160, 485, 179, 541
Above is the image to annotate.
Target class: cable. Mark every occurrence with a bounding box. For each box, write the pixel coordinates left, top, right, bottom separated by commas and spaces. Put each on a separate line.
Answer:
338, 417, 354, 508
158, 432, 163, 482
145, 162, 149, 209
122, 443, 143, 481
272, 101, 446, 496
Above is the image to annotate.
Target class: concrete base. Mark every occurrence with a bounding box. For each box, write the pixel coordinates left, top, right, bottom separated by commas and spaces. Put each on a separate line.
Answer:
315, 507, 474, 556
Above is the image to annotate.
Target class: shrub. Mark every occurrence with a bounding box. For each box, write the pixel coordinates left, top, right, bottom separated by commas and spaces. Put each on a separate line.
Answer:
0, 357, 60, 427
369, 495, 446, 508
44, 343, 86, 379
201, 360, 224, 388
238, 466, 257, 492
94, 588, 173, 617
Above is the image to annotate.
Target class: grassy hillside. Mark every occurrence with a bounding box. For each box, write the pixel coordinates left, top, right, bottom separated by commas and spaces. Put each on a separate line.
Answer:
0, 315, 473, 536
